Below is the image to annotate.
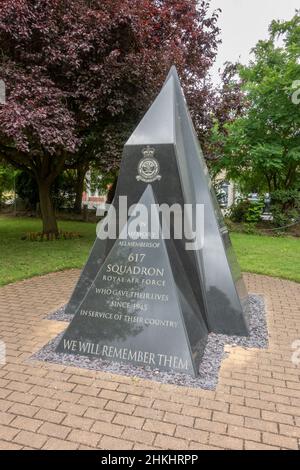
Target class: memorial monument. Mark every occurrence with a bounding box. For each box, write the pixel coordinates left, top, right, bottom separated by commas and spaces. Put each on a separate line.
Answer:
56, 66, 249, 377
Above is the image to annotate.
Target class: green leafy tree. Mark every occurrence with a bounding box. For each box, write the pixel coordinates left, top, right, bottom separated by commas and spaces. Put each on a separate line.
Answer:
215, 13, 300, 195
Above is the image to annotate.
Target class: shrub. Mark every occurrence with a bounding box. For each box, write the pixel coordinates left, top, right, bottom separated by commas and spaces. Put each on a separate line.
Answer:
245, 200, 264, 224
270, 190, 300, 228
229, 199, 264, 224
229, 200, 251, 223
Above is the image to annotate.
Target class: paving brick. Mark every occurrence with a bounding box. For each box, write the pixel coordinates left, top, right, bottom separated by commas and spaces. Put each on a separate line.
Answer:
63, 414, 94, 431
0, 390, 11, 400
143, 419, 175, 436
69, 375, 94, 386
230, 404, 261, 419
105, 400, 135, 414
246, 397, 275, 412
262, 432, 298, 450
213, 411, 244, 427
68, 429, 100, 447
94, 380, 119, 391
57, 402, 87, 416
227, 424, 261, 442
276, 404, 300, 417
163, 411, 194, 428
122, 427, 155, 445
170, 393, 199, 406
209, 433, 243, 450
200, 398, 229, 413
113, 413, 144, 429
78, 395, 107, 409
261, 410, 294, 425
38, 422, 71, 439
6, 381, 32, 393
43, 438, 79, 450
53, 390, 82, 404
29, 385, 56, 398
10, 416, 42, 432
73, 384, 98, 397
117, 384, 144, 395
279, 424, 300, 439
0, 411, 14, 425
8, 403, 39, 418
31, 396, 60, 410
0, 424, 19, 441
244, 441, 280, 450
100, 435, 133, 450
8, 391, 35, 405
154, 434, 189, 449
153, 399, 182, 414
99, 389, 126, 402
14, 430, 47, 449
84, 407, 115, 422
175, 425, 208, 443
245, 417, 278, 433
134, 406, 164, 420
195, 418, 227, 434
35, 408, 66, 424
260, 391, 290, 405
125, 395, 154, 407
49, 381, 76, 392
0, 440, 22, 450
182, 405, 212, 420
91, 421, 123, 437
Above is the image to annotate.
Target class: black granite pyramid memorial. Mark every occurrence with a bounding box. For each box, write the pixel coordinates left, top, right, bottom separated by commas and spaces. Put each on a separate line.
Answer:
57, 66, 249, 377
56, 186, 208, 375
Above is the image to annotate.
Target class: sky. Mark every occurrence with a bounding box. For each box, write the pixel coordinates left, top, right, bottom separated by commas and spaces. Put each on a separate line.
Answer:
208, 0, 299, 83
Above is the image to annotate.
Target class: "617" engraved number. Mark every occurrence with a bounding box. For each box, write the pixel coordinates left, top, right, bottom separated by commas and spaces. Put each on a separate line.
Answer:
128, 253, 146, 263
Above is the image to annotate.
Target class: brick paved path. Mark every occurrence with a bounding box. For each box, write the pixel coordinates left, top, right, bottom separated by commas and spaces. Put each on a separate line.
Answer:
0, 270, 299, 450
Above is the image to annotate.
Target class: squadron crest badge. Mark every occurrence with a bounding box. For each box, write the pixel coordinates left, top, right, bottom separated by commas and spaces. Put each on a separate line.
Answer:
136, 147, 161, 183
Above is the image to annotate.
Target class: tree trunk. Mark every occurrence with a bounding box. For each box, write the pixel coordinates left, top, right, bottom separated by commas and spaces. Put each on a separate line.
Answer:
73, 166, 87, 214
37, 181, 59, 236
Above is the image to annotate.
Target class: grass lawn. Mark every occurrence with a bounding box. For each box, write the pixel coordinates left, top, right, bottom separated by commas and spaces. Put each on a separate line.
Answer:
0, 215, 299, 286
0, 216, 96, 287
231, 232, 300, 283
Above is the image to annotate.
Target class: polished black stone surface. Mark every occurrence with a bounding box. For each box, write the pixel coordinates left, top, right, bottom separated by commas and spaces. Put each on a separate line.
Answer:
57, 186, 208, 376
58, 66, 249, 377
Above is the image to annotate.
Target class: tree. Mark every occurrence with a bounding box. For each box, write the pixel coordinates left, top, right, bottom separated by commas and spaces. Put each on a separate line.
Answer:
206, 62, 247, 167
0, 0, 220, 234
214, 13, 300, 194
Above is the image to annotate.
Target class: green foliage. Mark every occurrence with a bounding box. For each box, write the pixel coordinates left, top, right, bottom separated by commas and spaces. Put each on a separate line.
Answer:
15, 171, 39, 209
270, 189, 300, 209
52, 171, 77, 210
229, 200, 252, 223
0, 163, 16, 202
245, 200, 265, 224
270, 189, 300, 227
229, 199, 264, 224
89, 168, 117, 196
15, 171, 78, 210
214, 13, 300, 193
